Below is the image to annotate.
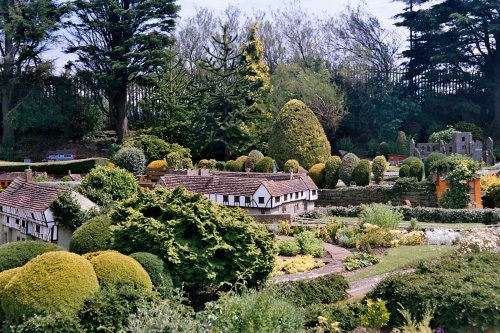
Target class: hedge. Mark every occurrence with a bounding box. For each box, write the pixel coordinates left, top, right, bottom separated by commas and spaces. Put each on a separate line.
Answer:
0, 158, 107, 174
305, 303, 366, 331
69, 216, 112, 254
368, 252, 500, 331
1, 252, 99, 323
309, 163, 326, 188
85, 251, 153, 291
273, 274, 348, 307
130, 252, 173, 296
0, 267, 22, 323
302, 205, 500, 224
0, 241, 65, 272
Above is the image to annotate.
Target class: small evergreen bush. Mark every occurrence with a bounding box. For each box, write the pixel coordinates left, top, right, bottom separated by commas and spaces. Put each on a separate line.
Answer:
225, 160, 239, 171
0, 267, 22, 323
295, 231, 324, 257
399, 164, 410, 178
305, 303, 366, 331
245, 150, 264, 171
339, 153, 360, 186
10, 312, 84, 333
402, 156, 419, 167
130, 252, 173, 296
360, 203, 403, 229
61, 175, 72, 182
147, 159, 167, 170
123, 134, 191, 164
409, 159, 424, 181
372, 155, 387, 184
277, 239, 301, 256
309, 163, 326, 188
215, 161, 226, 171
235, 156, 248, 171
69, 216, 112, 254
353, 159, 371, 186
0, 241, 64, 272
379, 142, 390, 157
113, 147, 146, 176
254, 157, 274, 173
284, 159, 299, 173
325, 156, 341, 188
424, 152, 445, 177
197, 159, 210, 169
166, 152, 181, 169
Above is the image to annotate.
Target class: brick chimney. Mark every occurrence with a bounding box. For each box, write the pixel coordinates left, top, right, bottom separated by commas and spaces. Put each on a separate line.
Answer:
25, 168, 33, 182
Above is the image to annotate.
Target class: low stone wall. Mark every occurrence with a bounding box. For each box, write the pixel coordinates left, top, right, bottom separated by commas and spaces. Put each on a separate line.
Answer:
317, 185, 437, 207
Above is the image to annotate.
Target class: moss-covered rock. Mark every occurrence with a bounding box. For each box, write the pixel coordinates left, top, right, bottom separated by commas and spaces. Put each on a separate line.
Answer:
85, 251, 153, 291
269, 99, 331, 170
69, 216, 112, 254
254, 157, 274, 173
325, 156, 341, 188
0, 241, 64, 272
339, 153, 360, 186
1, 252, 99, 323
309, 163, 326, 188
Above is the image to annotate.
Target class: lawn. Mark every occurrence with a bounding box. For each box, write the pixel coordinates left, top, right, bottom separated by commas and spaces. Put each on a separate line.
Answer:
345, 245, 454, 283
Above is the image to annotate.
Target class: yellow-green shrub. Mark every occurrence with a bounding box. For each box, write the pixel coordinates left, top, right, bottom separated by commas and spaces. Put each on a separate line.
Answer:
325, 156, 341, 188
273, 255, 325, 276
235, 156, 248, 171
309, 163, 326, 188
86, 250, 152, 291
0, 267, 21, 323
481, 174, 500, 192
284, 159, 300, 173
398, 231, 426, 246
147, 159, 167, 170
1, 252, 99, 323
372, 156, 387, 184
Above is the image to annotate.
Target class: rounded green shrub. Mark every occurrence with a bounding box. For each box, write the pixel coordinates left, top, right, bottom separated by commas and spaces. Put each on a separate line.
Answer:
372, 155, 387, 184
0, 241, 64, 273
123, 134, 191, 164
85, 251, 153, 291
69, 216, 112, 254
402, 156, 420, 167
0, 267, 22, 323
277, 239, 301, 256
245, 150, 264, 171
353, 159, 371, 186
269, 99, 331, 170
198, 159, 210, 168
325, 156, 341, 188
295, 231, 324, 258
379, 142, 390, 157
339, 153, 360, 186
61, 175, 72, 182
409, 159, 424, 181
216, 161, 226, 171
424, 152, 445, 177
399, 164, 410, 178
79, 166, 139, 206
166, 152, 181, 169
309, 163, 326, 188
225, 160, 239, 172
235, 156, 248, 171
113, 147, 146, 176
255, 157, 274, 173
1, 252, 99, 323
130, 252, 173, 295
284, 159, 299, 173
487, 184, 500, 208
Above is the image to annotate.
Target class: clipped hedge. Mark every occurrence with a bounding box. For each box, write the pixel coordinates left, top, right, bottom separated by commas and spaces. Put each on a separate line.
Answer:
254, 157, 274, 173
424, 152, 445, 177
130, 252, 173, 295
305, 303, 366, 331
368, 253, 500, 331
113, 147, 146, 176
0, 158, 107, 174
235, 156, 248, 171
309, 163, 326, 188
353, 159, 371, 186
69, 216, 112, 254
399, 164, 410, 178
409, 159, 424, 181
0, 267, 22, 323
123, 134, 191, 163
303, 205, 500, 224
85, 251, 153, 291
284, 159, 299, 173
0, 241, 65, 272
245, 150, 264, 171
1, 252, 99, 323
339, 153, 360, 186
372, 156, 386, 184
325, 156, 341, 188
274, 274, 348, 307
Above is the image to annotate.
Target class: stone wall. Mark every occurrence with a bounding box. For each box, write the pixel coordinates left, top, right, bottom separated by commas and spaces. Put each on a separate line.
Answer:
317, 185, 437, 207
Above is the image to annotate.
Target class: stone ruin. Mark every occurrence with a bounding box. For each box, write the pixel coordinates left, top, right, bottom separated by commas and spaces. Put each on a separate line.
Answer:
410, 132, 496, 166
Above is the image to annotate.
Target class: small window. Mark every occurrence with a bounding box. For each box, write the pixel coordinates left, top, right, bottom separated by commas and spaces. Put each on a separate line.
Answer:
15, 219, 19, 224
35, 225, 40, 233
234, 196, 240, 203
284, 194, 288, 201
258, 197, 265, 204
462, 136, 465, 142
449, 147, 452, 152
275, 196, 281, 203
223, 195, 229, 202
433, 146, 436, 151
312, 190, 317, 196
462, 145, 467, 150
21, 220, 26, 227
0, 206, 2, 212
245, 197, 251, 204
295, 192, 299, 199
31, 213, 35, 220
301, 191, 304, 197
16, 236, 20, 241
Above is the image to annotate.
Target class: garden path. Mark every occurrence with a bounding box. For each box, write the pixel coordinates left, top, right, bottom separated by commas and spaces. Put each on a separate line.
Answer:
346, 269, 414, 300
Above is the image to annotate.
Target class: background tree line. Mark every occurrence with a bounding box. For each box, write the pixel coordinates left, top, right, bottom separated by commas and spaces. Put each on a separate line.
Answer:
0, 0, 498, 160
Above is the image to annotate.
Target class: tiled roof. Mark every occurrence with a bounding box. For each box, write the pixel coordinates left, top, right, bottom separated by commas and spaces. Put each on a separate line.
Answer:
212, 171, 294, 181
0, 172, 27, 181
0, 179, 66, 212
261, 178, 309, 196
160, 175, 263, 196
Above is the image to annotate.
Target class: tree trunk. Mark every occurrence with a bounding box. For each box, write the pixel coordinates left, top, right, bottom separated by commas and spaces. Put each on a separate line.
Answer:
110, 87, 129, 143
1, 82, 14, 145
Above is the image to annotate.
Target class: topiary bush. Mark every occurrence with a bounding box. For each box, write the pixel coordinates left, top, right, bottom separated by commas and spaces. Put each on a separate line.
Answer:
85, 251, 153, 291
284, 159, 299, 173
0, 241, 64, 273
379, 142, 390, 158
146, 159, 167, 171
113, 147, 146, 176
0, 267, 22, 323
123, 134, 191, 164
399, 164, 410, 178
339, 153, 360, 186
409, 159, 424, 181
225, 160, 239, 172
166, 152, 181, 169
308, 163, 326, 188
130, 252, 173, 296
372, 155, 387, 184
215, 161, 226, 171
197, 159, 210, 169
69, 215, 112, 254
325, 156, 341, 188
273, 274, 348, 307
235, 156, 248, 171
1, 252, 99, 323
402, 157, 419, 167
79, 166, 139, 206
245, 150, 264, 171
110, 187, 277, 290
254, 157, 274, 173
353, 159, 371, 186
424, 152, 445, 177
269, 99, 331, 170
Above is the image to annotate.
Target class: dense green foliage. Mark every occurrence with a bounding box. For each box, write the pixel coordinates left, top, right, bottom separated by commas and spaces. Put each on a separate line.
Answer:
309, 163, 326, 188
368, 252, 500, 331
0, 158, 107, 174
399, 164, 410, 178
344, 252, 380, 271
353, 159, 371, 186
339, 153, 360, 186
211, 289, 305, 333
274, 274, 348, 307
0, 242, 64, 273
360, 203, 403, 229
112, 147, 146, 176
428, 128, 458, 143
372, 156, 387, 184
254, 156, 274, 173
79, 166, 139, 206
409, 159, 424, 181
424, 152, 445, 177
325, 156, 342, 188
110, 187, 277, 289
10, 312, 84, 333
123, 135, 191, 164
277, 239, 301, 256
49, 191, 91, 231
283, 159, 299, 173
130, 252, 173, 296
69, 216, 112, 254
305, 303, 366, 331
269, 99, 331, 169
1, 252, 99, 323
294, 231, 325, 258
0, 268, 22, 324
245, 150, 264, 171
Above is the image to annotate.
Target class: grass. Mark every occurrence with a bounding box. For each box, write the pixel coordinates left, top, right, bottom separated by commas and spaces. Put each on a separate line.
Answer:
345, 245, 453, 283
318, 216, 486, 229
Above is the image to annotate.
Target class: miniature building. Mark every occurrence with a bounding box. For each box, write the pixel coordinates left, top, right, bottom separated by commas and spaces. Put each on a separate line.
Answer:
435, 174, 482, 208
158, 172, 318, 218
0, 176, 97, 249
410, 132, 495, 165
46, 149, 78, 162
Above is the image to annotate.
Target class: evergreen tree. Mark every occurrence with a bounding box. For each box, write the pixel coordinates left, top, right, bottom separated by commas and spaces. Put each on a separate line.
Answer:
66, 0, 179, 143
